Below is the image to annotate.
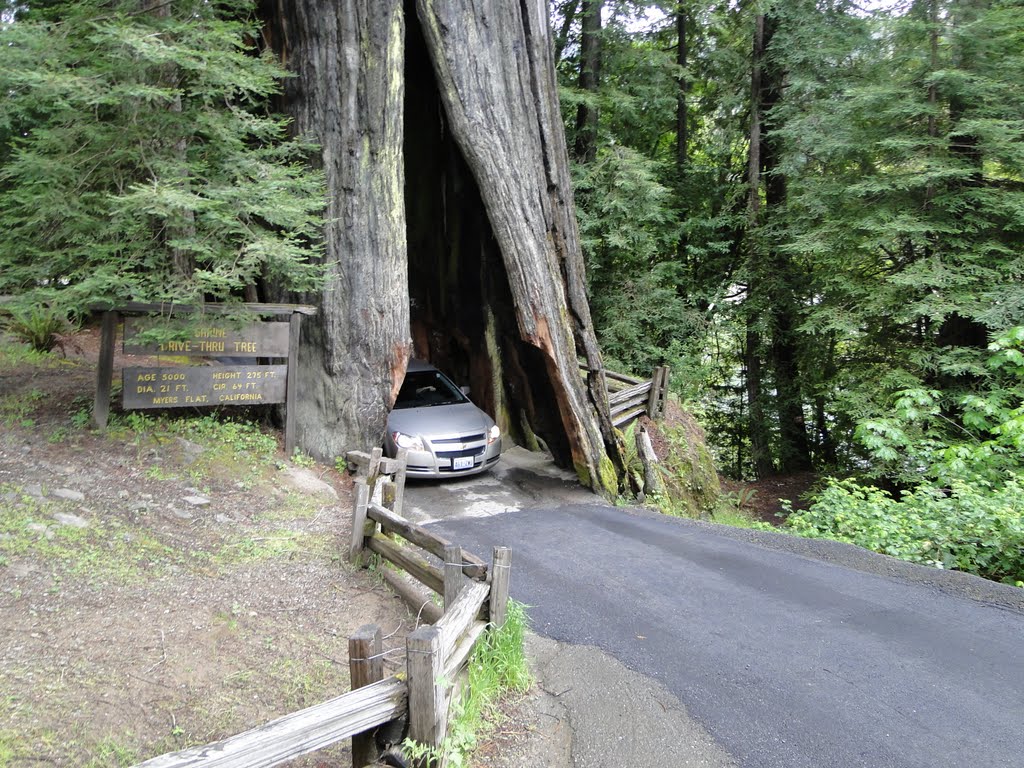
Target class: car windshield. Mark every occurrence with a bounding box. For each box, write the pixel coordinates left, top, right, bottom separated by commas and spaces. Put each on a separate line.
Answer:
393, 370, 469, 409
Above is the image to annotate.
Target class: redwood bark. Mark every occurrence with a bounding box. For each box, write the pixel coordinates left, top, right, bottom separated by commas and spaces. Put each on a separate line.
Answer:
259, 0, 620, 490
258, 0, 411, 460
415, 0, 620, 489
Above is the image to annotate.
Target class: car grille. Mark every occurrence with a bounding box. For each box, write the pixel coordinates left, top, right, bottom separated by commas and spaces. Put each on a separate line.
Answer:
431, 434, 486, 445
435, 447, 485, 460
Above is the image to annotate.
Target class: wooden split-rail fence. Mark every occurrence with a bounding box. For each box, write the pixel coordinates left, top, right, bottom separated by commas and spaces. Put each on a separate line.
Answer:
590, 365, 670, 428
136, 448, 509, 768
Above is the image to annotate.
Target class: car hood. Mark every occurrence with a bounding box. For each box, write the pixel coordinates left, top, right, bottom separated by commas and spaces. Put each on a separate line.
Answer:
387, 402, 494, 439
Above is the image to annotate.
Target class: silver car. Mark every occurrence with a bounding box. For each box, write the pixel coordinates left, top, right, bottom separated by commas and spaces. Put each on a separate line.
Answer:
385, 360, 501, 477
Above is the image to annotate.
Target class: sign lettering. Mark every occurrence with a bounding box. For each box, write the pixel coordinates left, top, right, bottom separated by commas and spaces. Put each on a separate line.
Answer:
123, 365, 288, 409
123, 318, 289, 358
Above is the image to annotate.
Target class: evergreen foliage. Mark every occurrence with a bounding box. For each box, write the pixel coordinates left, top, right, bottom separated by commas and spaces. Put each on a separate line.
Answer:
0, 0, 326, 316
556, 0, 1024, 580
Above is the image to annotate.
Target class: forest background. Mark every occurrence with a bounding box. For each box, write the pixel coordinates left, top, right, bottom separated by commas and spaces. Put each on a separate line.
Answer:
557, 0, 1024, 582
1, 0, 1022, 583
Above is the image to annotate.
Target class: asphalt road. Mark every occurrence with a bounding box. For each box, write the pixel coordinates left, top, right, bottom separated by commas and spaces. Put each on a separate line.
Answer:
429, 500, 1024, 768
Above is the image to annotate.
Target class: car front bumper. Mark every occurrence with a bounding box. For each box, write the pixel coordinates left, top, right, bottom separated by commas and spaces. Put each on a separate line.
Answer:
397, 438, 502, 478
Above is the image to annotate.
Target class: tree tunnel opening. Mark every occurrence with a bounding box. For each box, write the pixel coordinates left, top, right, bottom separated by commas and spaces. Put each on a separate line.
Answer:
402, 2, 571, 465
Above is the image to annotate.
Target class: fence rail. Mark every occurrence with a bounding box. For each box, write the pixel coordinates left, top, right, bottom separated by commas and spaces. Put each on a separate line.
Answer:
588, 364, 670, 427
137, 678, 406, 768
136, 447, 509, 768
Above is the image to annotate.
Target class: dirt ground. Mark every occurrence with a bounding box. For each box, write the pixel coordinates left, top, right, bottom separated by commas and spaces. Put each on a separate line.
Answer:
0, 327, 495, 767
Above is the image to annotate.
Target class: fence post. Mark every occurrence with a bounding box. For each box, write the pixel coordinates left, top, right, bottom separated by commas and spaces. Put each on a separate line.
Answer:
92, 310, 118, 429
659, 367, 670, 418
392, 448, 408, 515
367, 446, 383, 482
407, 626, 446, 760
489, 547, 512, 628
349, 624, 383, 767
444, 544, 464, 612
647, 366, 670, 419
348, 478, 370, 564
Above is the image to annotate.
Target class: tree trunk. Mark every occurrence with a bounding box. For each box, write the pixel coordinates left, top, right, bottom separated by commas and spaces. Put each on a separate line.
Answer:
744, 13, 773, 479
745, 327, 773, 479
675, 4, 688, 264
257, 0, 411, 460
760, 13, 811, 474
745, 10, 811, 476
675, 6, 688, 177
258, 0, 621, 491
415, 0, 621, 491
574, 0, 602, 163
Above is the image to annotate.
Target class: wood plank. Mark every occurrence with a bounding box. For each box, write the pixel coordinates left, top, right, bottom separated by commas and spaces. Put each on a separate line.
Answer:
608, 381, 652, 407
284, 313, 300, 455
366, 503, 487, 580
366, 535, 444, 595
346, 451, 371, 474
434, 581, 490, 664
657, 367, 671, 418
367, 447, 383, 481
636, 425, 662, 497
489, 547, 512, 628
612, 406, 647, 428
349, 625, 383, 767
92, 310, 118, 429
443, 620, 488, 681
609, 392, 650, 416
604, 369, 644, 386
444, 544, 465, 611
122, 365, 288, 409
380, 569, 442, 625
407, 627, 445, 750
392, 448, 408, 515
122, 317, 291, 357
136, 676, 405, 767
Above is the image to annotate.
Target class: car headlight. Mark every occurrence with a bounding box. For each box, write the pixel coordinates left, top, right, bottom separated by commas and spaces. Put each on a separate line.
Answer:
487, 424, 500, 444
392, 431, 424, 451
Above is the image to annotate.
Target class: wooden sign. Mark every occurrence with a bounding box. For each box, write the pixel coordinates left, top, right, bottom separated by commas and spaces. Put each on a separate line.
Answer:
122, 318, 289, 357
94, 303, 315, 454
123, 365, 288, 409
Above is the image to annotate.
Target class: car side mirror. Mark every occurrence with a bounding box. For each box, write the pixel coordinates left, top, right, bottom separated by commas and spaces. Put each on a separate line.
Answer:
460, 385, 471, 396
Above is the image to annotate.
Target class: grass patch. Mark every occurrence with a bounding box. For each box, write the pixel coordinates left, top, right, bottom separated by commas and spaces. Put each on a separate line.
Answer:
708, 502, 773, 530
0, 486, 175, 584
257, 491, 324, 522
404, 600, 533, 768
0, 336, 64, 369
211, 529, 331, 565
106, 412, 279, 489
84, 736, 139, 768
0, 387, 46, 428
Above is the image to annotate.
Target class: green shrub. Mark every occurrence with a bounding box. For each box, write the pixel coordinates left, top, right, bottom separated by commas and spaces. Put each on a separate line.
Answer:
785, 477, 1024, 585
4, 306, 68, 352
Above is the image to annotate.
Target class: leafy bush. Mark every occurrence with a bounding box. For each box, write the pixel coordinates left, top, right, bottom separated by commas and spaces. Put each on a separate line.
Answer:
785, 477, 1024, 585
4, 306, 68, 352
854, 327, 1024, 488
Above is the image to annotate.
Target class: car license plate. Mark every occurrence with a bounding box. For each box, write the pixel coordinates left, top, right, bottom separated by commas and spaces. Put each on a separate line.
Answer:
452, 456, 474, 471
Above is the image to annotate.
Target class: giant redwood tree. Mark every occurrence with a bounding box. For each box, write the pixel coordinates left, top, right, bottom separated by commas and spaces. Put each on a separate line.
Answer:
258, 0, 622, 490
